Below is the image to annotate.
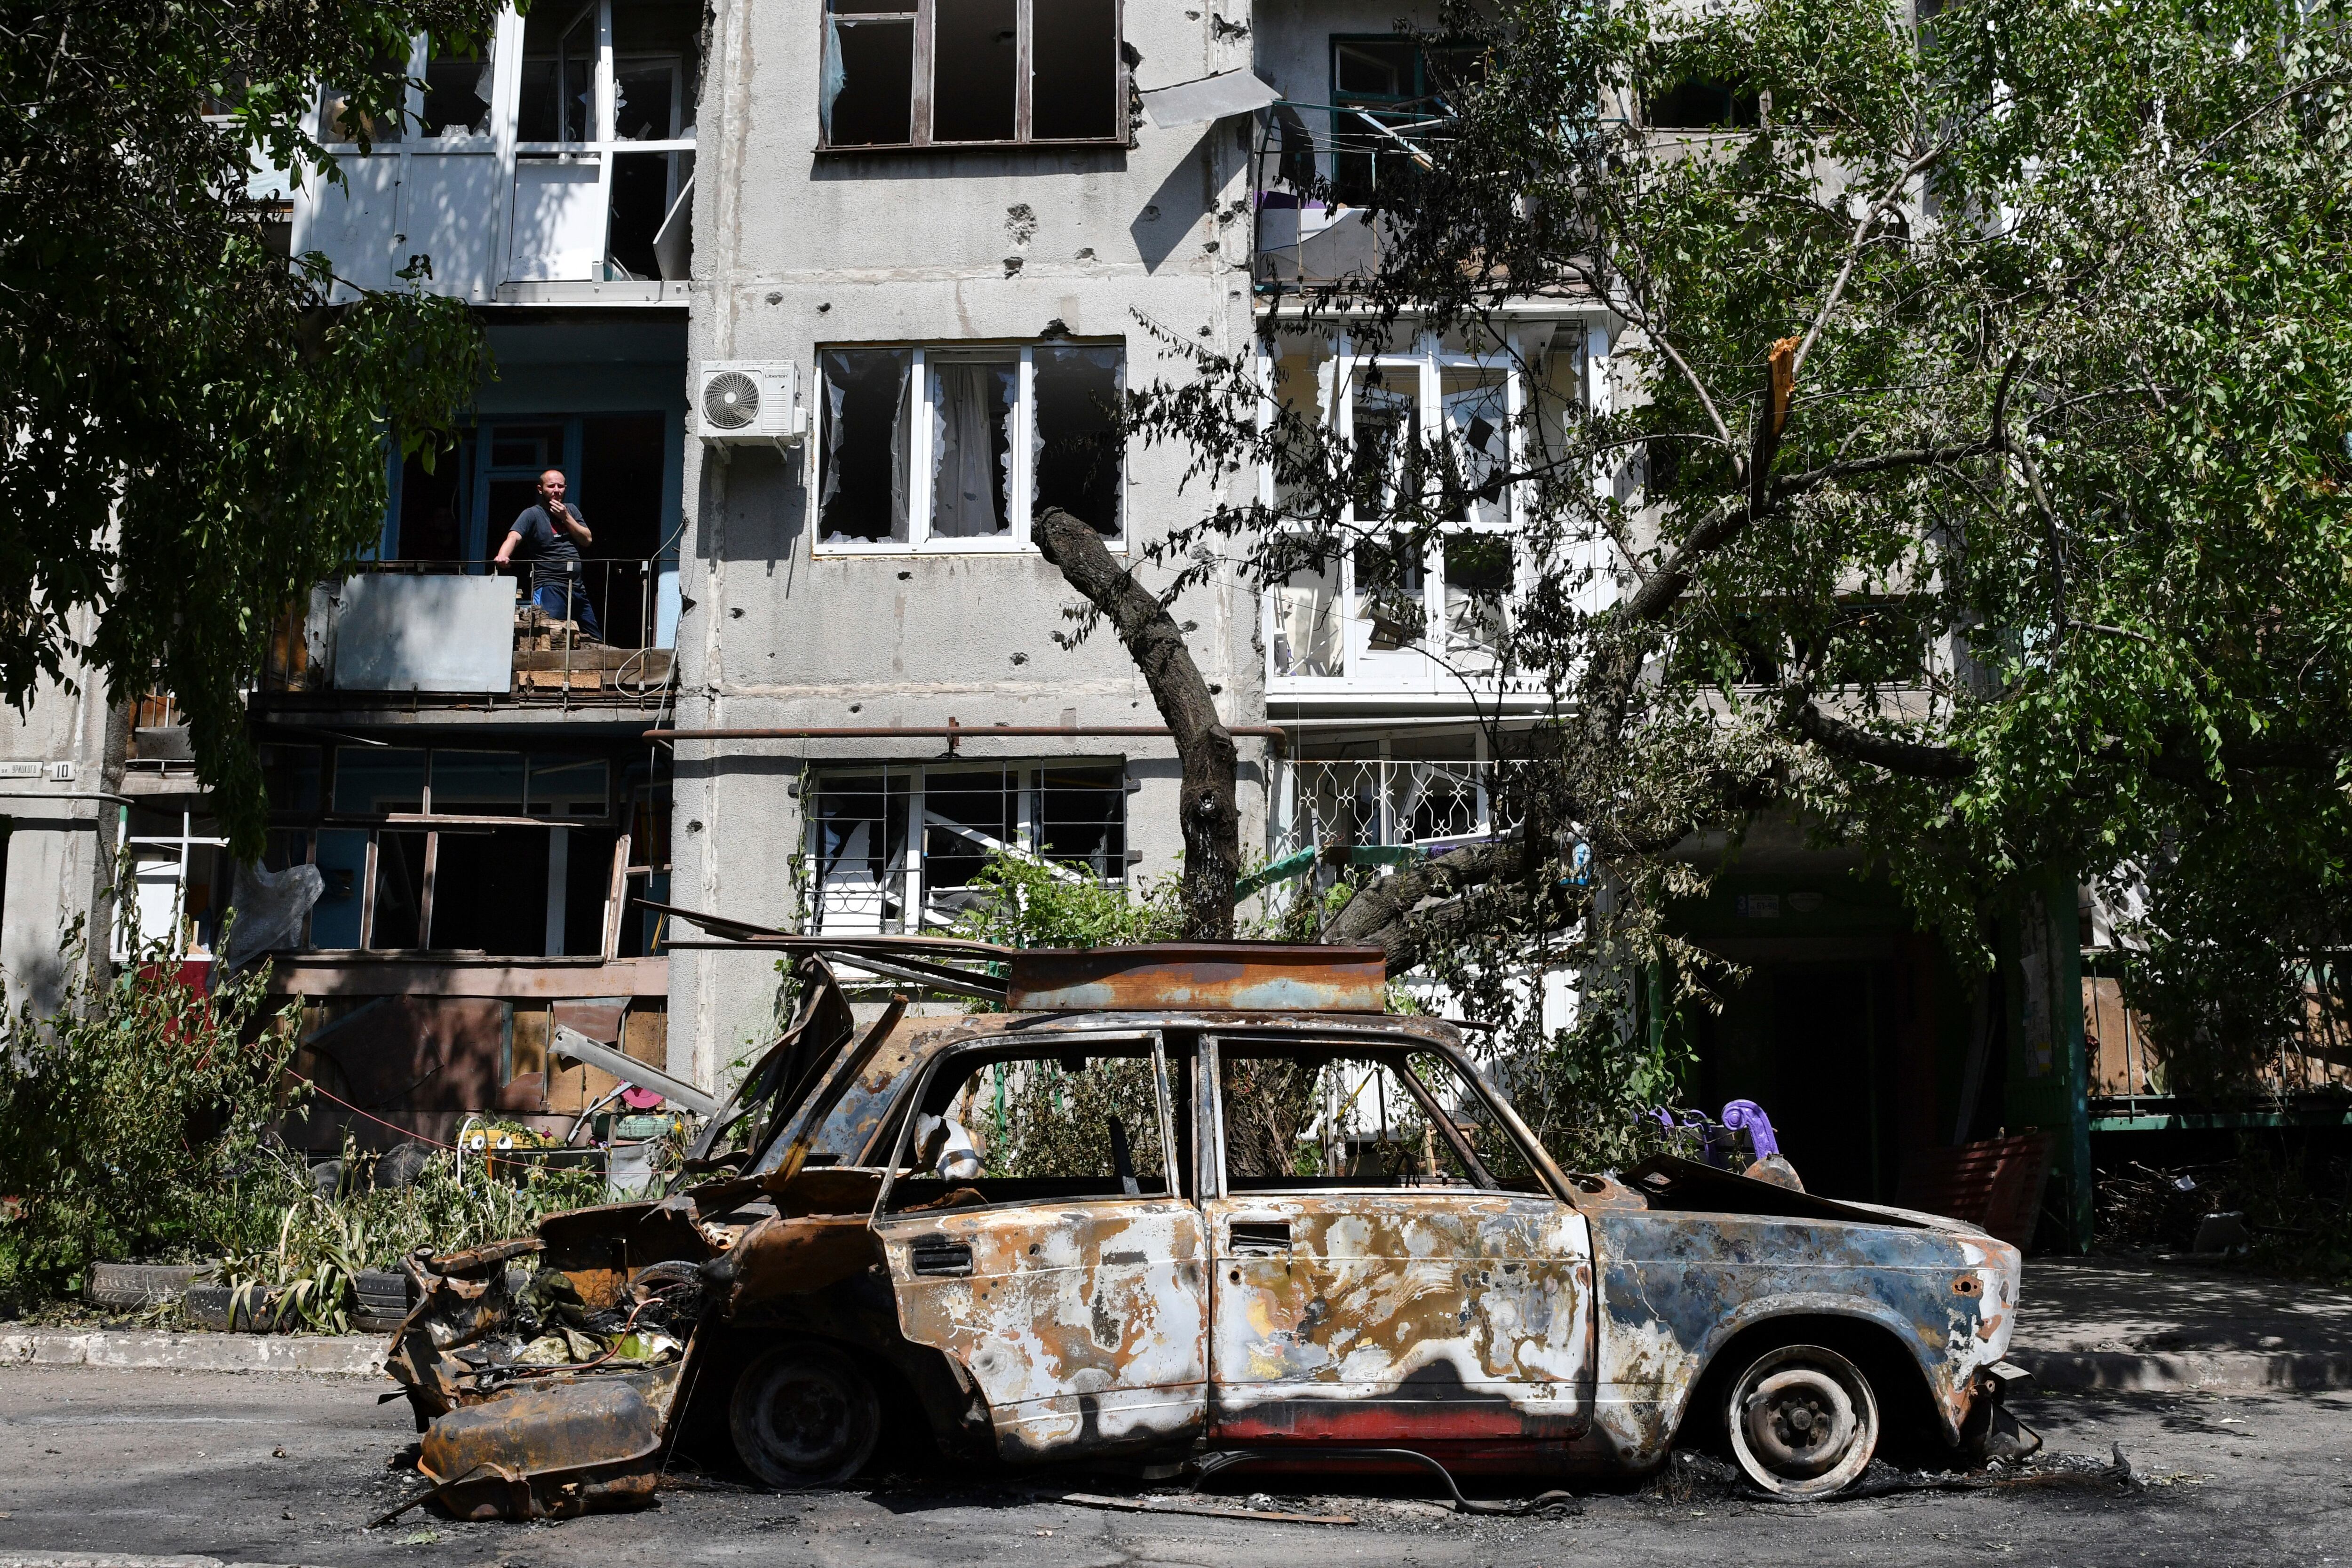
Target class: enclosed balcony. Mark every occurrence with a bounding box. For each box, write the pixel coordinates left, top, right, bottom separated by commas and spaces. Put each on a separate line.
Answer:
292, 0, 698, 304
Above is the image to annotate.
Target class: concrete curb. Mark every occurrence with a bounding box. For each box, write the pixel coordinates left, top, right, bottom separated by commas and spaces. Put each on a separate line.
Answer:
0, 1556, 342, 1568
2010, 1346, 2352, 1393
0, 1329, 384, 1378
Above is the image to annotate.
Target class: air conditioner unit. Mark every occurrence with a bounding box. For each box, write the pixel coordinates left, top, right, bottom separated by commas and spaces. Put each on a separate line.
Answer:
694, 361, 804, 445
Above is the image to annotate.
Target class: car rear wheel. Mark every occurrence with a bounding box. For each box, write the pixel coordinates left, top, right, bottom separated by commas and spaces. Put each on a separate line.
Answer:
729, 1343, 882, 1489
1724, 1343, 1880, 1497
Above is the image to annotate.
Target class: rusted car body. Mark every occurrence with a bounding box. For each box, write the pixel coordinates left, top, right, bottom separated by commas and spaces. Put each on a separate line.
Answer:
382, 941, 2030, 1516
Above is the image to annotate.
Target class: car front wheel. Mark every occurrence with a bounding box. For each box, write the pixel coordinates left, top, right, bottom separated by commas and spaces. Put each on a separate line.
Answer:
729, 1343, 882, 1489
1724, 1343, 1880, 1497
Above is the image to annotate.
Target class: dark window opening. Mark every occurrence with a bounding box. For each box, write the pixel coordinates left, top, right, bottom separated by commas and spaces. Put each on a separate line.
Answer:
606, 151, 693, 282
824, 3, 917, 146
1030, 0, 1118, 140
1033, 345, 1123, 535
563, 829, 620, 955
1329, 37, 1481, 205
370, 831, 428, 949
933, 0, 1019, 143
922, 769, 1018, 895
821, 0, 1122, 149
431, 751, 526, 815
1035, 765, 1125, 877
517, 3, 599, 142
421, 43, 494, 136
819, 349, 914, 543
1645, 76, 1761, 130
396, 437, 468, 562
428, 828, 548, 954
334, 748, 426, 815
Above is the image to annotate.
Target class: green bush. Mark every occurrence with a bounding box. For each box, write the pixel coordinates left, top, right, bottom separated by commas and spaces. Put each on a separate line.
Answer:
0, 923, 606, 1321
0, 925, 295, 1304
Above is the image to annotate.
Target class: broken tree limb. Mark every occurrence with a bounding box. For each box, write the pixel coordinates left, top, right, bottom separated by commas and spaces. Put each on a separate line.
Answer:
1033, 506, 1241, 939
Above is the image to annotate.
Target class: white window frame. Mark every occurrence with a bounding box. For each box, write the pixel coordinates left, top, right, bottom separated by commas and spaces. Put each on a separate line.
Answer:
810, 340, 1126, 556
803, 760, 1133, 934
1255, 329, 1543, 689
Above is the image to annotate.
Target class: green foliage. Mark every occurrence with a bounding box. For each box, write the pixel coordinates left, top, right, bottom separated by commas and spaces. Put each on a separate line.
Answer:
215, 1145, 603, 1331
1125, 0, 2352, 1106
948, 850, 1184, 950
0, 923, 297, 1303
1, 0, 500, 858
0, 918, 598, 1318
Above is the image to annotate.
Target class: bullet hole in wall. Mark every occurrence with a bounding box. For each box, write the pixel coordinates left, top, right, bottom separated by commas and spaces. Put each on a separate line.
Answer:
1004, 256, 1024, 277
898, 569, 912, 580
849, 703, 862, 712
765, 291, 783, 304
1010, 652, 1029, 664
818, 302, 831, 312
730, 606, 744, 618
688, 820, 704, 832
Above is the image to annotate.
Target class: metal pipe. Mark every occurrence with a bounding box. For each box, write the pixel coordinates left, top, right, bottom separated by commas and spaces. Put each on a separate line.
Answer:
0, 789, 136, 806
643, 724, 1289, 741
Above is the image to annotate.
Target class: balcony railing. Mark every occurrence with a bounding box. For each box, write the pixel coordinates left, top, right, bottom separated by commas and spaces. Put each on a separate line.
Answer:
261, 558, 676, 700
1269, 757, 1499, 861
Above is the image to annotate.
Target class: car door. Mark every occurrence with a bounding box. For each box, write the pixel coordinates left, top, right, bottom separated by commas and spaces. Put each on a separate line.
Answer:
1201, 1032, 1595, 1448
870, 1032, 1209, 1460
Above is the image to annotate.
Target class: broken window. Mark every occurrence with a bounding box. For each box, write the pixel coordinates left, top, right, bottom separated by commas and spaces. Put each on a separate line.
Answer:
370, 831, 429, 949
1034, 765, 1126, 877
1217, 1045, 1504, 1190
808, 762, 1130, 931
1257, 335, 1532, 683
809, 772, 914, 933
819, 341, 1125, 550
310, 830, 368, 948
421, 38, 495, 137
1329, 36, 1482, 205
1032, 344, 1122, 535
819, 0, 1123, 149
929, 356, 1017, 539
1271, 557, 1341, 678
517, 2, 600, 143
888, 1043, 1172, 1205
819, 349, 914, 543
529, 756, 611, 817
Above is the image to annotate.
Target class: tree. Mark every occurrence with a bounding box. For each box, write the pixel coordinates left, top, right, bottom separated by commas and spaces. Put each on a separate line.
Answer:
1034, 507, 1243, 939
1123, 0, 2352, 1100
1, 0, 500, 859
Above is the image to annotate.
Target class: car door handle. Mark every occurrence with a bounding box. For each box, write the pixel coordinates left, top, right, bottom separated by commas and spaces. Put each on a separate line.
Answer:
909, 1239, 973, 1277
1229, 1220, 1291, 1253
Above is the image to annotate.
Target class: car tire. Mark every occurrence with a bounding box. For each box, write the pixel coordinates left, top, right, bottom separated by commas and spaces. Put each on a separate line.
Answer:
1724, 1342, 1880, 1497
729, 1343, 882, 1489
86, 1262, 209, 1309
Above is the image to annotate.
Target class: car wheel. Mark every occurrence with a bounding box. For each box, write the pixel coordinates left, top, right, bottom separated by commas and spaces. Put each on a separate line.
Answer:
1724, 1343, 1880, 1497
729, 1343, 882, 1489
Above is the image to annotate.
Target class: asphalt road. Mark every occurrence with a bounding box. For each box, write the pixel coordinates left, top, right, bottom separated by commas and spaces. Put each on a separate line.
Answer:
0, 1365, 2346, 1568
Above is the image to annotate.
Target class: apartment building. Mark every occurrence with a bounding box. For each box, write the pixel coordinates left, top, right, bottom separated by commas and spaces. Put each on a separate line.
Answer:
0, 1, 2175, 1240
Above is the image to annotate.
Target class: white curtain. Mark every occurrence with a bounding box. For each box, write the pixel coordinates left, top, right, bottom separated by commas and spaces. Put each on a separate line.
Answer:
931, 364, 1012, 537
1273, 567, 1340, 676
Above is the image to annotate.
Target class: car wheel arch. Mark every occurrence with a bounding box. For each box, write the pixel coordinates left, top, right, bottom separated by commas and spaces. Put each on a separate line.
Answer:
1677, 1309, 1951, 1459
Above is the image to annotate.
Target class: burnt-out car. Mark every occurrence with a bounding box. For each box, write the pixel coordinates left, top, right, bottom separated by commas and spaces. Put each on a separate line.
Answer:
382, 939, 2033, 1519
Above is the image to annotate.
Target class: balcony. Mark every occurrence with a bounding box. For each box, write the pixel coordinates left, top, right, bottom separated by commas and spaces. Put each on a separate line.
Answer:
1250, 100, 1450, 291
262, 559, 675, 705
292, 0, 697, 305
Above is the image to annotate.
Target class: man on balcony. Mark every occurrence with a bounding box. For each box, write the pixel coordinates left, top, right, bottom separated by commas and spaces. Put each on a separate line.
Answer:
493, 469, 602, 641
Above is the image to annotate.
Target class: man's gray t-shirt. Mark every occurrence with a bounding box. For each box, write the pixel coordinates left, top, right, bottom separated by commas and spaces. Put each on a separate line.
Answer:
510, 503, 585, 590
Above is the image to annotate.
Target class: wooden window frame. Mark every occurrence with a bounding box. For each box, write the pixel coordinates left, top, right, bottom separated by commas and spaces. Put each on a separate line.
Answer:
816, 0, 1128, 152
